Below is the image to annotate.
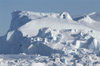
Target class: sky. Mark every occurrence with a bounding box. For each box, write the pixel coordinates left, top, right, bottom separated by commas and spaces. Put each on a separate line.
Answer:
0, 0, 100, 36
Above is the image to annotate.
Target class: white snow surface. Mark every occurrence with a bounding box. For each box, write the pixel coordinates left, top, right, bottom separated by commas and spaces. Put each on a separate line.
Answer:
0, 11, 100, 66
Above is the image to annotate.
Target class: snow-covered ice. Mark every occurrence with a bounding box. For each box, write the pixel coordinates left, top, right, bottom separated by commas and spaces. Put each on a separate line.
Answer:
0, 11, 100, 66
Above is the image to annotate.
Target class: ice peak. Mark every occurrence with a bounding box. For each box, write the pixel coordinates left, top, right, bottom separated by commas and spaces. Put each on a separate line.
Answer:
78, 15, 95, 23
73, 12, 97, 23
87, 12, 96, 16
87, 12, 100, 21
59, 12, 72, 20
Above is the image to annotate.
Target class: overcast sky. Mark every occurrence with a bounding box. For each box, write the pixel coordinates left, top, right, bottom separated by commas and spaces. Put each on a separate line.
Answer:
0, 0, 100, 36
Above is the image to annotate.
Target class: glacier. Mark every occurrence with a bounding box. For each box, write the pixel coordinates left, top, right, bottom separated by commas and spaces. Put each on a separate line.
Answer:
0, 11, 100, 66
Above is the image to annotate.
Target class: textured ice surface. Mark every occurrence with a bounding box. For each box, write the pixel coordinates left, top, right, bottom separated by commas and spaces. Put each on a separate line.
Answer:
0, 11, 100, 66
